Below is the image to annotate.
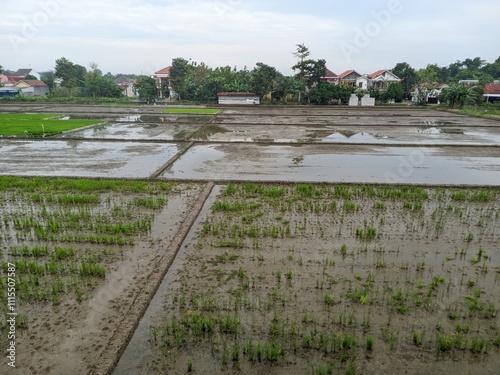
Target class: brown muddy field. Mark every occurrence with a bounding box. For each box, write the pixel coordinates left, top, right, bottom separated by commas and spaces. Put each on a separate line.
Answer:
0, 104, 499, 375
0, 179, 205, 374
142, 183, 500, 375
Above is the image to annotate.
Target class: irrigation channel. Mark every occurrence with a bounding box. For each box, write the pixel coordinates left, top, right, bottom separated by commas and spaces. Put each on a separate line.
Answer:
0, 104, 499, 374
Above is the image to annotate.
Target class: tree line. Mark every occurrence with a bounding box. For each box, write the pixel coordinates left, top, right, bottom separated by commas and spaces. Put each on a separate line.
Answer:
2, 46, 499, 105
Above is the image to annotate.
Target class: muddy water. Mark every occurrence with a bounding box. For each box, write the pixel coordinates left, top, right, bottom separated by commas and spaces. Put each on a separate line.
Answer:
59, 122, 197, 140
0, 140, 184, 178
195, 124, 500, 145
112, 185, 223, 375
162, 144, 500, 185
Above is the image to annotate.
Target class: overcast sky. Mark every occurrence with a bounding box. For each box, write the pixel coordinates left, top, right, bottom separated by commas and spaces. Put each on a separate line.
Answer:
1, 0, 499, 76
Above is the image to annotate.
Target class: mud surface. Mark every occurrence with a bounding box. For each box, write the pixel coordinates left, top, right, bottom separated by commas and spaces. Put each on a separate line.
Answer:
0, 182, 203, 375
137, 183, 500, 375
0, 104, 499, 375
0, 140, 184, 178
1, 104, 499, 184
162, 144, 500, 185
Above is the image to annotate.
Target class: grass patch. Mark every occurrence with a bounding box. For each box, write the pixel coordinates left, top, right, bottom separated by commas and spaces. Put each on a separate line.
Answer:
0, 113, 101, 137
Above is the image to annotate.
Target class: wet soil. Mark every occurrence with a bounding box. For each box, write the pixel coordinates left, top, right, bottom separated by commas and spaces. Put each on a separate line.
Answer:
0, 104, 499, 375
140, 183, 500, 375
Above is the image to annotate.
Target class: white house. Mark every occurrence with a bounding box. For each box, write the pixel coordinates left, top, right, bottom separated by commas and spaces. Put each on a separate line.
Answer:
367, 69, 400, 89
356, 75, 370, 90
115, 76, 137, 97
151, 66, 176, 98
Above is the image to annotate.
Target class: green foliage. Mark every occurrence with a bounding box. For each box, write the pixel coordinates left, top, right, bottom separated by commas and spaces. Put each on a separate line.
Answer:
54, 57, 87, 89
383, 83, 404, 102
133, 76, 158, 103
84, 65, 122, 98
0, 113, 100, 137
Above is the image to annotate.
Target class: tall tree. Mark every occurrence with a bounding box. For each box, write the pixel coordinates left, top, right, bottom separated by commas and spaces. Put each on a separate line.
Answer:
417, 64, 441, 84
169, 57, 194, 101
251, 62, 280, 98
462, 57, 485, 71
292, 44, 327, 102
391, 62, 418, 99
84, 62, 122, 98
54, 57, 86, 88
482, 56, 500, 80
291, 44, 311, 102
134, 76, 158, 103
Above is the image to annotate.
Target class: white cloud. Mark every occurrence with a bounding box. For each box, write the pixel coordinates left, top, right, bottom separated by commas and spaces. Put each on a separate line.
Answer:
0, 0, 498, 74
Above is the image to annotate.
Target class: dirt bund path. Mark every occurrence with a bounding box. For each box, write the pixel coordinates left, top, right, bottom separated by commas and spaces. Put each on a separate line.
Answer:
89, 181, 215, 375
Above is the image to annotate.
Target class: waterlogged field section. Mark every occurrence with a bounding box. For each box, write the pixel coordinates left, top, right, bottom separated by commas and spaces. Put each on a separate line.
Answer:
0, 177, 201, 374
149, 183, 500, 375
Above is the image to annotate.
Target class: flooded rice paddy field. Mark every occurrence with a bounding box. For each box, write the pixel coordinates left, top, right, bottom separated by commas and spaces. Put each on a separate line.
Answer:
162, 144, 500, 185
131, 183, 500, 375
1, 104, 500, 183
0, 104, 499, 375
0, 140, 185, 178
0, 178, 203, 374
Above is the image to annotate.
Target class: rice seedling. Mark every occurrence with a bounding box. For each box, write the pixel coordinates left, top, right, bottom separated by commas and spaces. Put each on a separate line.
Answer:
412, 330, 423, 346
324, 293, 334, 305
366, 336, 374, 351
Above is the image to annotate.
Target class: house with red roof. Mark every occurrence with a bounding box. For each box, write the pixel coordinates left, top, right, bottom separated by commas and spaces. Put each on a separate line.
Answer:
320, 68, 339, 84
484, 83, 500, 102
366, 69, 400, 89
14, 80, 49, 96
151, 66, 172, 98
338, 70, 363, 86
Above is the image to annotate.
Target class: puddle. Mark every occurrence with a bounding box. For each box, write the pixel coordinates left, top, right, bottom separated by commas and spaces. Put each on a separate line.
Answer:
162, 144, 500, 185
415, 127, 464, 135
190, 125, 231, 140
112, 185, 223, 375
322, 132, 383, 142
117, 115, 142, 122
59, 123, 197, 141
0, 140, 184, 178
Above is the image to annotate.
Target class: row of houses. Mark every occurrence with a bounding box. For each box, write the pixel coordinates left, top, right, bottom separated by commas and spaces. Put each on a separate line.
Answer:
321, 68, 401, 90
0, 69, 50, 98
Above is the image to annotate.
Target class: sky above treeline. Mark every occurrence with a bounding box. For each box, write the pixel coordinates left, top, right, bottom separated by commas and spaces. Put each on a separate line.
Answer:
1, 0, 499, 76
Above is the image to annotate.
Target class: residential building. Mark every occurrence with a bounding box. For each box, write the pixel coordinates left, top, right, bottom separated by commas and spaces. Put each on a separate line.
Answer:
14, 80, 49, 96
151, 66, 173, 98
320, 68, 339, 84
367, 70, 400, 89
14, 68, 41, 80
484, 83, 500, 102
338, 70, 362, 86
115, 76, 137, 97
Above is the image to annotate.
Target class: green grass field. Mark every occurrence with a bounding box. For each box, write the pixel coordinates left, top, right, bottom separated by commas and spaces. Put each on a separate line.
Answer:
456, 108, 500, 119
0, 114, 102, 137
162, 108, 220, 114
